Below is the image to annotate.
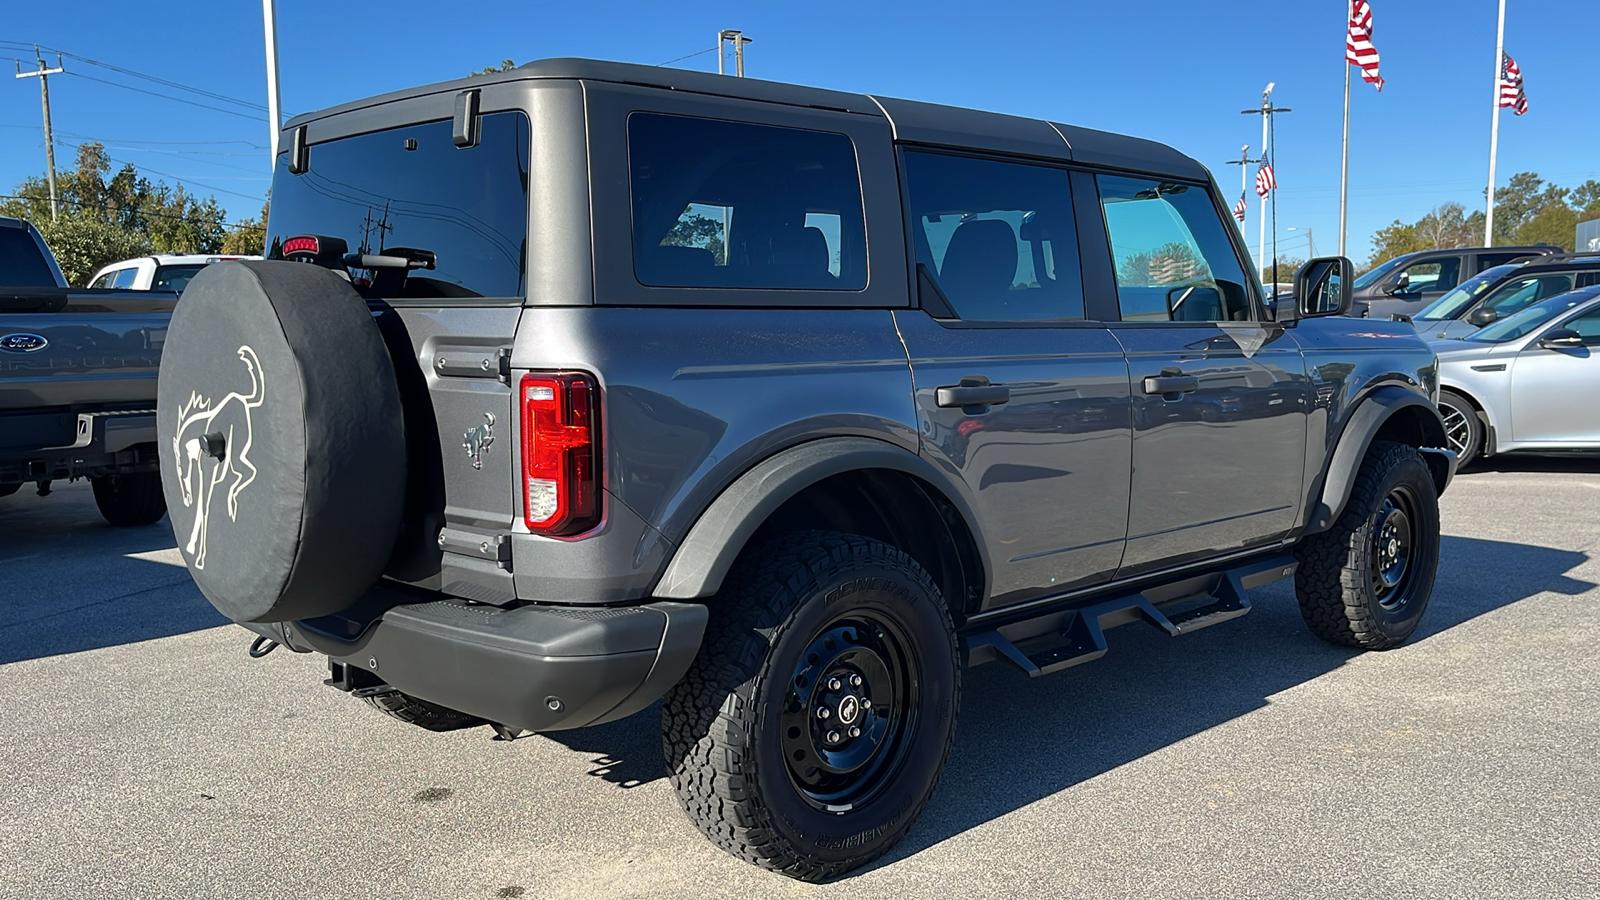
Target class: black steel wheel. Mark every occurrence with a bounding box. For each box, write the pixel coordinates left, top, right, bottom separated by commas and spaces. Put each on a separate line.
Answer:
663, 531, 959, 881
1295, 440, 1441, 650
1436, 390, 1483, 467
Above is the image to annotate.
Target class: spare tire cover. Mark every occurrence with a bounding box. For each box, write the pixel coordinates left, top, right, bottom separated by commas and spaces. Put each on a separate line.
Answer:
157, 260, 405, 623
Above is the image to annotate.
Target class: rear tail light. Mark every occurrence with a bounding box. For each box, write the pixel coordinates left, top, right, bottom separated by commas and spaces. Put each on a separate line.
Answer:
520, 373, 602, 535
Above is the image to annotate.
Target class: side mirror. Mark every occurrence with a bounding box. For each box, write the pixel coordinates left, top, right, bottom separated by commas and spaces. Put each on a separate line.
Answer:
1539, 328, 1584, 349
1166, 285, 1223, 321
1293, 256, 1354, 318
1467, 307, 1499, 327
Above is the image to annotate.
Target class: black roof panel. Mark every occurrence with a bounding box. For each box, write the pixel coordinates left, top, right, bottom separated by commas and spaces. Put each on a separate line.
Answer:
868, 95, 1071, 162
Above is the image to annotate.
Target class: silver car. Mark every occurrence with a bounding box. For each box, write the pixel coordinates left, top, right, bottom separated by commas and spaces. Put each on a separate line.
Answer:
1433, 285, 1600, 465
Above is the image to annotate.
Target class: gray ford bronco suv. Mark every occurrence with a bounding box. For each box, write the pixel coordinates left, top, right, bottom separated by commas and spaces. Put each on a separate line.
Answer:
156, 59, 1455, 880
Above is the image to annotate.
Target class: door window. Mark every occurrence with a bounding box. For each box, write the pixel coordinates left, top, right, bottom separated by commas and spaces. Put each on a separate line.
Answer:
1562, 308, 1600, 344
88, 271, 113, 289
628, 113, 866, 291
1396, 257, 1461, 294
904, 152, 1083, 321
1097, 175, 1252, 322
109, 268, 139, 289
1482, 273, 1576, 316
1478, 252, 1535, 271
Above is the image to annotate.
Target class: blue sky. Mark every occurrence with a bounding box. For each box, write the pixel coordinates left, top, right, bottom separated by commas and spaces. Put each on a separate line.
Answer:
2, 0, 1594, 263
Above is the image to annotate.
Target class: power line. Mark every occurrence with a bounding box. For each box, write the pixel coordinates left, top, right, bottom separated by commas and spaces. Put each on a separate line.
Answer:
64, 71, 266, 122
103, 155, 268, 203
0, 40, 275, 114
657, 46, 717, 67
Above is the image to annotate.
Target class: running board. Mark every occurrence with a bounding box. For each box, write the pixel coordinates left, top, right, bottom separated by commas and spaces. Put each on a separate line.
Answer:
966, 554, 1294, 678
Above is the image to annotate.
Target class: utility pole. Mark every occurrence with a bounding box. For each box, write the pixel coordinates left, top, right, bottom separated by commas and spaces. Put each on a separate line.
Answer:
718, 30, 752, 77
1242, 84, 1291, 281
263, 0, 283, 164
15, 51, 65, 221
1485, 0, 1507, 246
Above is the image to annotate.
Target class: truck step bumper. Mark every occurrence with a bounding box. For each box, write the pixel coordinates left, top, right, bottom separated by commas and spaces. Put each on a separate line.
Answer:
256, 597, 707, 733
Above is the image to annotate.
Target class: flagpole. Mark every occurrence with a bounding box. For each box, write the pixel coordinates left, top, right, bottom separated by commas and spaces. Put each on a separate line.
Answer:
1485, 0, 1507, 246
1239, 145, 1249, 215
1339, 1, 1352, 258
1258, 85, 1271, 277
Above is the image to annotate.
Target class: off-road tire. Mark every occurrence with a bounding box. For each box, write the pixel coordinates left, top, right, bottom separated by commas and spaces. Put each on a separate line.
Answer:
1295, 440, 1440, 650
662, 531, 960, 882
362, 690, 486, 732
1436, 390, 1483, 468
91, 471, 168, 527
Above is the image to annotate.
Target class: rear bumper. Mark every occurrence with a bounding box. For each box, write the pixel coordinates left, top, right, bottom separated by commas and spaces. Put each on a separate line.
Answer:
248, 591, 707, 732
0, 408, 157, 483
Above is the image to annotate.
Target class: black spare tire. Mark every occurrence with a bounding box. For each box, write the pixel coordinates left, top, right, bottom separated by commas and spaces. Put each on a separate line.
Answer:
156, 260, 405, 623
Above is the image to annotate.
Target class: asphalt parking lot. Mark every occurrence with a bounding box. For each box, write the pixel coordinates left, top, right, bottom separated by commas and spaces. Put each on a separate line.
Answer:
3, 459, 1598, 899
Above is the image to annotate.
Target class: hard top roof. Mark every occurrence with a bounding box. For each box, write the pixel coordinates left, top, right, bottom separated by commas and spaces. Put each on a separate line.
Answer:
283, 57, 1206, 180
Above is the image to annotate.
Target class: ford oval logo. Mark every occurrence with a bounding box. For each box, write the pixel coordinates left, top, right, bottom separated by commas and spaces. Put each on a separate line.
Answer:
0, 333, 49, 353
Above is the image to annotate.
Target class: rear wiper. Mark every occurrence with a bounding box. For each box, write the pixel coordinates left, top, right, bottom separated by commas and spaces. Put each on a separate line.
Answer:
343, 247, 437, 295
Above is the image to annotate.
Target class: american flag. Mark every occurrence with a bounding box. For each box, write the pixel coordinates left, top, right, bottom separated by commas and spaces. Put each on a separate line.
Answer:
1255, 163, 1276, 198
1498, 53, 1528, 116
1346, 1, 1385, 91
1147, 255, 1201, 285
1233, 194, 1247, 223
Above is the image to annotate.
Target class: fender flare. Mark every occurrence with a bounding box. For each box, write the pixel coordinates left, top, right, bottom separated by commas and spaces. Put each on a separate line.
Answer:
1306, 385, 1452, 535
651, 436, 984, 600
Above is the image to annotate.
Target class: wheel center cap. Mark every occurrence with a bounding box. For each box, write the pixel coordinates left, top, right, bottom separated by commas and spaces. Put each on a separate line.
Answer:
837, 695, 860, 725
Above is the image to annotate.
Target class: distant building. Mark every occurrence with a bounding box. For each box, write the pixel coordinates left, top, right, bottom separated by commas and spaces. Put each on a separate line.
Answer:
1580, 218, 1600, 253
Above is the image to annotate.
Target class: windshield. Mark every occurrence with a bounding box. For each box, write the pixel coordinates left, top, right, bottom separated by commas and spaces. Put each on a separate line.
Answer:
1354, 255, 1406, 290
1468, 289, 1600, 342
1414, 265, 1519, 321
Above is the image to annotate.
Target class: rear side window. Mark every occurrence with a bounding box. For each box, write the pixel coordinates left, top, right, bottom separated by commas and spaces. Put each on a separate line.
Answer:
1098, 175, 1252, 322
628, 113, 866, 290
904, 151, 1083, 321
0, 228, 58, 287
266, 112, 530, 298
153, 264, 205, 293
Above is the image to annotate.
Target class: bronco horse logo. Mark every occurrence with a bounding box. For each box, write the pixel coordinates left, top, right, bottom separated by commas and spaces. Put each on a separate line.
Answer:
172, 346, 265, 569
463, 413, 495, 469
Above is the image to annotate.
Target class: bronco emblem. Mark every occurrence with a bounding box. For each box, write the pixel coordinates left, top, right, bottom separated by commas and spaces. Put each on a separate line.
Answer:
463, 413, 495, 469
172, 346, 265, 570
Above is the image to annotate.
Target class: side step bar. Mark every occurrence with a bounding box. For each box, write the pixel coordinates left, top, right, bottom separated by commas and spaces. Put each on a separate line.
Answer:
966, 554, 1295, 678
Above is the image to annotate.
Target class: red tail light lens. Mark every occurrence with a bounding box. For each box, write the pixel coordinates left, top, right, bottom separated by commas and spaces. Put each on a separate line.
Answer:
520, 373, 601, 535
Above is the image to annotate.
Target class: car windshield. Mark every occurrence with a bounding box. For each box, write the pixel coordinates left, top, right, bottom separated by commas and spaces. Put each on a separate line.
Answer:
1414, 265, 1520, 321
1353, 255, 1406, 290
1467, 288, 1600, 342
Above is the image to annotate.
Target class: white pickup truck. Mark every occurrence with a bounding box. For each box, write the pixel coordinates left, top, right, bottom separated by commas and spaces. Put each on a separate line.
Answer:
88, 253, 260, 293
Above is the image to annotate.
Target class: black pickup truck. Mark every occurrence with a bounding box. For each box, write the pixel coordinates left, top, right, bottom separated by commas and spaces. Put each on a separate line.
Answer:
1, 215, 171, 525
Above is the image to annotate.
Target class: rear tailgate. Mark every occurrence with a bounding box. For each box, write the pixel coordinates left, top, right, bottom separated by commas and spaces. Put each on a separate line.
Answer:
0, 289, 175, 447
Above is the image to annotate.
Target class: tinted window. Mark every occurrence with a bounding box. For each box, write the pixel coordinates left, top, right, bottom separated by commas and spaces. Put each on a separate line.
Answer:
1396, 257, 1460, 294
1482, 273, 1576, 316
266, 112, 530, 298
110, 267, 140, 289
1470, 290, 1599, 342
629, 113, 865, 290
1098, 175, 1251, 322
1478, 252, 1534, 270
1416, 265, 1520, 321
0, 228, 58, 287
153, 264, 205, 293
1565, 306, 1600, 343
904, 152, 1082, 321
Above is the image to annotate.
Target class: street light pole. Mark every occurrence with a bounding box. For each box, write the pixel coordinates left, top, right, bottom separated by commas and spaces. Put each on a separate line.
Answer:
1243, 85, 1292, 283
718, 30, 752, 77
1288, 226, 1314, 259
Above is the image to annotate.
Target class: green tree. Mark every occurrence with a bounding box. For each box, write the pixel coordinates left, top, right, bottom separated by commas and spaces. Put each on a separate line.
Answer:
1513, 203, 1579, 250
33, 217, 152, 286
0, 142, 242, 282
1366, 219, 1427, 269
661, 212, 726, 265
221, 199, 271, 256
470, 59, 516, 77
1260, 256, 1306, 285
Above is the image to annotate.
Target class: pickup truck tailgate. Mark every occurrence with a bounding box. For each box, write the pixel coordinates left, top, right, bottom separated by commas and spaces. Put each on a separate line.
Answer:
0, 289, 175, 413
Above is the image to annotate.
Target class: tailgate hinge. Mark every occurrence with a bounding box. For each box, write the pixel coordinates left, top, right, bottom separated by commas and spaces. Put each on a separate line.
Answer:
497, 347, 514, 385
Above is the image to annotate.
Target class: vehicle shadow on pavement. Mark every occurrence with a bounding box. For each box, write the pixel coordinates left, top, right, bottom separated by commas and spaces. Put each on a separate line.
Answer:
541, 534, 1592, 873
0, 484, 225, 665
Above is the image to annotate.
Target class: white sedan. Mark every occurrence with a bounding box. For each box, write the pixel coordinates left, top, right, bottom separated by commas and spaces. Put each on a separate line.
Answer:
1432, 285, 1600, 466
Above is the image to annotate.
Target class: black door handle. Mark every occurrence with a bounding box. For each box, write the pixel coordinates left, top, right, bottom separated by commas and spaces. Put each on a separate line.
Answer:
1142, 370, 1200, 395
936, 377, 1010, 410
